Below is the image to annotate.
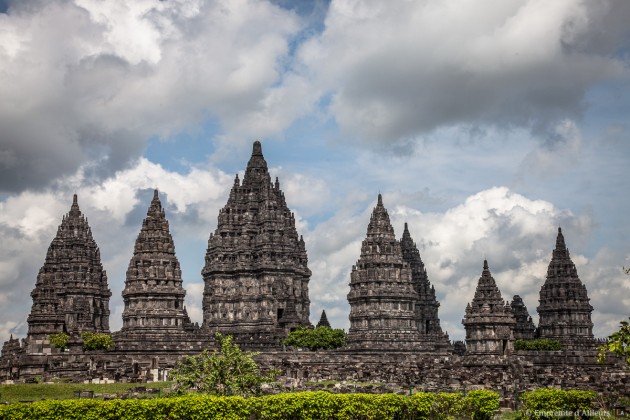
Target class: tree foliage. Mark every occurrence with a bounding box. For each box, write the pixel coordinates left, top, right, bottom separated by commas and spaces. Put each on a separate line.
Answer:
597, 317, 630, 365
48, 332, 69, 351
169, 333, 279, 396
283, 326, 346, 350
514, 339, 562, 351
81, 332, 114, 351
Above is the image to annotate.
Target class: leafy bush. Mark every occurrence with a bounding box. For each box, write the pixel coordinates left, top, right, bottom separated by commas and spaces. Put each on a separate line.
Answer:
514, 339, 562, 351
467, 390, 501, 420
283, 326, 346, 350
49, 332, 69, 351
168, 333, 279, 396
81, 332, 114, 351
519, 388, 597, 419
597, 317, 630, 365
0, 390, 501, 420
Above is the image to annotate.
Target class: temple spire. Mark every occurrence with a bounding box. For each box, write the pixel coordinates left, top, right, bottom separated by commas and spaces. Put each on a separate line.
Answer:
366, 194, 395, 241
462, 259, 515, 355
27, 194, 111, 349
202, 141, 311, 346
120, 190, 191, 338
316, 310, 331, 328
556, 227, 565, 248
252, 140, 263, 156
243, 140, 270, 186
537, 227, 593, 347
69, 193, 80, 216
347, 195, 425, 351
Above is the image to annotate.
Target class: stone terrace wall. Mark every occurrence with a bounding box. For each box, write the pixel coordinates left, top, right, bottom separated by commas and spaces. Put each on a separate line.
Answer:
3, 348, 627, 405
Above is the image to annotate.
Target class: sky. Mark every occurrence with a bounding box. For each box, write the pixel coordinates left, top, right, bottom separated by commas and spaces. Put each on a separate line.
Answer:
0, 0, 629, 345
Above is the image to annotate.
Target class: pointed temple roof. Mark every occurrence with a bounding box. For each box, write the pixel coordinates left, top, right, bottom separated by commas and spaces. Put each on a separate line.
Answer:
400, 222, 447, 341
511, 295, 536, 340
464, 260, 513, 317
347, 195, 425, 351
365, 193, 396, 241
316, 310, 331, 328
462, 259, 516, 354
537, 227, 593, 344
202, 141, 311, 341
120, 190, 192, 337
27, 195, 111, 342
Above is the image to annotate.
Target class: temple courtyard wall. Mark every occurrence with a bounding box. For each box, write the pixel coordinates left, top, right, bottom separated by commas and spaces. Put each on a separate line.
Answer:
2, 347, 628, 405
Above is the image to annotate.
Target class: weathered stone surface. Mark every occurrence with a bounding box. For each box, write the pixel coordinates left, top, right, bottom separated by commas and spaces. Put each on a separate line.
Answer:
537, 228, 594, 349
347, 195, 427, 351
26, 195, 111, 354
511, 295, 536, 340
400, 222, 451, 351
463, 260, 516, 355
201, 141, 311, 346
116, 190, 197, 345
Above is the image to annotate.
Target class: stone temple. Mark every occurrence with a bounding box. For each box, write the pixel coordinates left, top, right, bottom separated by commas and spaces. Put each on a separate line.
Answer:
462, 260, 516, 355
26, 194, 111, 354
115, 190, 197, 350
537, 227, 594, 349
201, 141, 311, 347
346, 195, 426, 351
1, 141, 627, 400
346, 196, 450, 352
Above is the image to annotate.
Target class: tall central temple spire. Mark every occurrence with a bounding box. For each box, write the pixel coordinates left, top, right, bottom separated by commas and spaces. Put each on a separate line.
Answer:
201, 141, 311, 346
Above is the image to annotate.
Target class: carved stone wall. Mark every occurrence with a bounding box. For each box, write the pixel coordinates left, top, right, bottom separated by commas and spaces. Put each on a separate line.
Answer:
2, 344, 628, 407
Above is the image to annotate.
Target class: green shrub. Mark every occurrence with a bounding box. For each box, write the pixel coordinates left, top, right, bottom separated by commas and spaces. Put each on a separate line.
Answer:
408, 392, 436, 418
283, 326, 346, 350
467, 390, 501, 420
81, 332, 114, 351
0, 390, 502, 420
514, 339, 562, 351
519, 388, 597, 419
168, 333, 279, 396
49, 332, 69, 351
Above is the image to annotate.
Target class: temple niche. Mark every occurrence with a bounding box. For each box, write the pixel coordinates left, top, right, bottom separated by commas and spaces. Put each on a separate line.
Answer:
346, 195, 426, 351
537, 228, 594, 349
462, 260, 516, 355
26, 195, 111, 354
117, 190, 196, 345
201, 141, 311, 346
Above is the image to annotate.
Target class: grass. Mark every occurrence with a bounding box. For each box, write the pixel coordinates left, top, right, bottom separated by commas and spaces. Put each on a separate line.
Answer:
0, 381, 173, 403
